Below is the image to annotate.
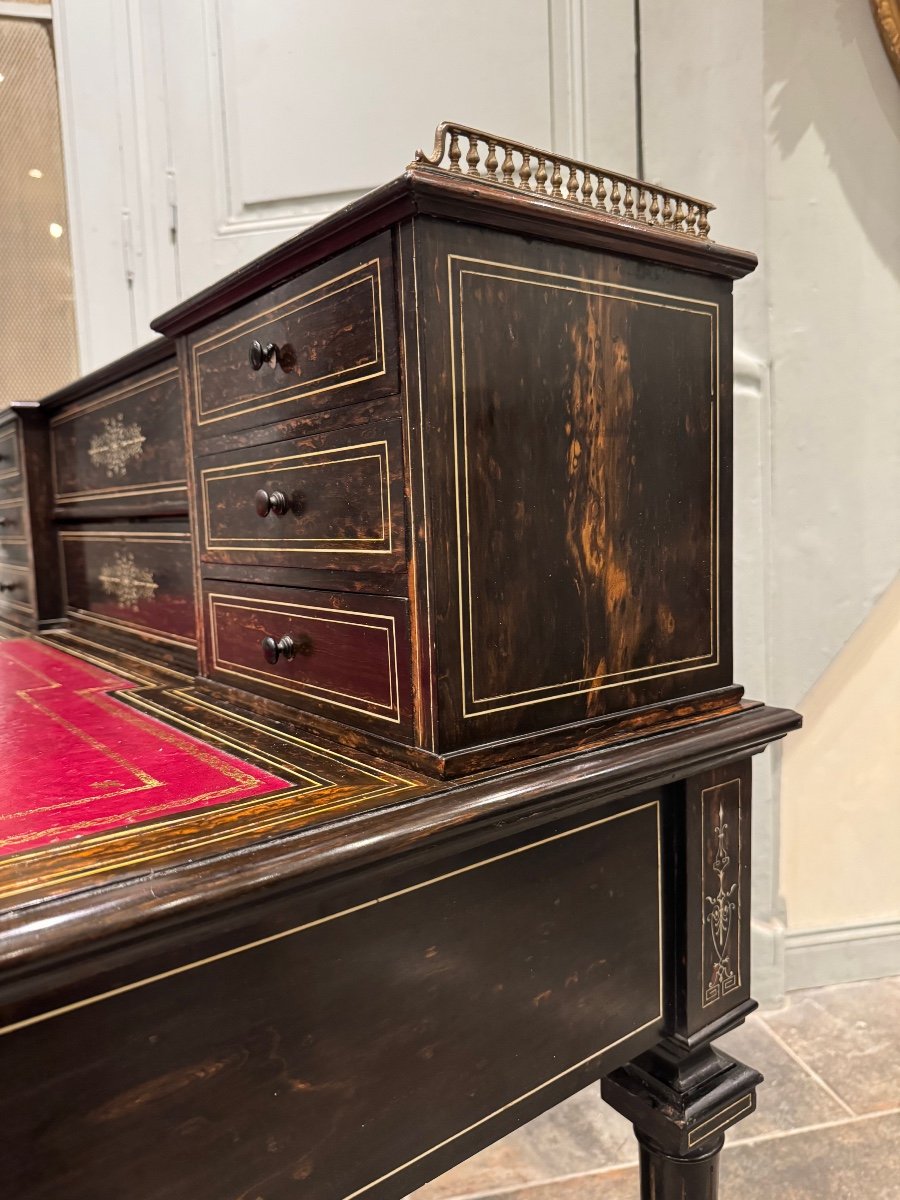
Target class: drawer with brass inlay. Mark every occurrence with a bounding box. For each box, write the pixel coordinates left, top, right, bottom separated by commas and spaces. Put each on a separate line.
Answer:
0, 425, 22, 501
0, 497, 28, 567
204, 580, 413, 739
189, 234, 398, 434
60, 524, 196, 651
50, 363, 187, 516
0, 561, 35, 618
198, 417, 406, 573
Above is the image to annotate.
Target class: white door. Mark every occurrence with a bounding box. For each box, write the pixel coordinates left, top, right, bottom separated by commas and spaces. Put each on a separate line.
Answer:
156, 0, 640, 299
56, 0, 638, 364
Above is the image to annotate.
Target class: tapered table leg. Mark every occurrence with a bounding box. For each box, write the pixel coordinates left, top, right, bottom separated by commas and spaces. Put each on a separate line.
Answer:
637, 1131, 723, 1200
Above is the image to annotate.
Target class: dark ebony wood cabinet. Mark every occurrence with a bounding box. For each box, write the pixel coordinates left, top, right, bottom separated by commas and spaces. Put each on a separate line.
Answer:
0, 123, 800, 1200
153, 123, 756, 779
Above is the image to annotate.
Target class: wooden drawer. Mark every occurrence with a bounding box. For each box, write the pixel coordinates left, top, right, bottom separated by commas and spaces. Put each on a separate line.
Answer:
198, 417, 406, 572
204, 581, 413, 738
60, 524, 195, 650
0, 561, 34, 618
0, 499, 28, 566
0, 425, 22, 500
50, 364, 187, 515
189, 234, 399, 434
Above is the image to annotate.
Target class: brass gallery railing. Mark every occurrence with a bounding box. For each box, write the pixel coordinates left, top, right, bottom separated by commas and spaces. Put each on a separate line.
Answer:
411, 121, 714, 240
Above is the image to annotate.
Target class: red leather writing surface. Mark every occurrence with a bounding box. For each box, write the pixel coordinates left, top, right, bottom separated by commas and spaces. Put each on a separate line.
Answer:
0, 639, 288, 856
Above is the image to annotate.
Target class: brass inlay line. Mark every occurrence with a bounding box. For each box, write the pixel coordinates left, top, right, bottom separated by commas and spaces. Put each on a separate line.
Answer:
176, 689, 414, 792
41, 629, 191, 683
0, 560, 34, 615
59, 531, 191, 541
208, 592, 402, 723
60, 531, 195, 646
0, 645, 310, 852
0, 796, 663, 1104
412, 121, 714, 239
399, 224, 438, 751
54, 481, 187, 505
0, 799, 661, 1200
193, 260, 387, 426
65, 609, 196, 650
49, 366, 179, 427
201, 439, 393, 555
687, 1094, 752, 1146
0, 429, 20, 483
701, 778, 742, 1009
0, 633, 417, 887
447, 253, 720, 718
0, 499, 26, 545
49, 366, 181, 504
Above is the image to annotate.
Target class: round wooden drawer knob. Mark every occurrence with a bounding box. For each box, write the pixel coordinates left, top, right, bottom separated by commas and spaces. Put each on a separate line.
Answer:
0, 515, 15, 528
261, 633, 312, 664
248, 339, 278, 370
0, 581, 18, 593
254, 488, 289, 518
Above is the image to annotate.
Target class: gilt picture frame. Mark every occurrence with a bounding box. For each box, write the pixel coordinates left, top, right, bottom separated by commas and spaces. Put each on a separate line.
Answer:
871, 0, 900, 83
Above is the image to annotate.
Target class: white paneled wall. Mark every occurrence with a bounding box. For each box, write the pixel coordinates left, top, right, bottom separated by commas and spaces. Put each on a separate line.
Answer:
56, 0, 639, 365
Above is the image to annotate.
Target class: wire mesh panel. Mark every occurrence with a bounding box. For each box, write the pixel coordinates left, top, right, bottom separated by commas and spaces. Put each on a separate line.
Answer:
0, 15, 78, 408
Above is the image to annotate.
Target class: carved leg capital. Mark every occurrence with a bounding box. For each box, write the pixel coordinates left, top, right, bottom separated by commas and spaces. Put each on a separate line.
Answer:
602, 1041, 761, 1199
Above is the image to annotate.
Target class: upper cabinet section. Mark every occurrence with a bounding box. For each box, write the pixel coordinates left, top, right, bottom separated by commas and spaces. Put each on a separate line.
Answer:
155, 122, 755, 774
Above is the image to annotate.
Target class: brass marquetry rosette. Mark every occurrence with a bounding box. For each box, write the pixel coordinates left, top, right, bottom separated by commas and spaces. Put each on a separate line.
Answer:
98, 549, 158, 610
88, 412, 146, 478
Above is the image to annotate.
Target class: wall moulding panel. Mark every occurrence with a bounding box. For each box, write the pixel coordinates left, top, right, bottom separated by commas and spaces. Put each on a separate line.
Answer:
55, 0, 641, 336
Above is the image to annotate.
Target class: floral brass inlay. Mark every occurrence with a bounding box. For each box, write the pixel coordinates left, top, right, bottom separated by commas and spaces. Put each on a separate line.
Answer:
88, 413, 146, 478
704, 795, 739, 1004
98, 549, 158, 610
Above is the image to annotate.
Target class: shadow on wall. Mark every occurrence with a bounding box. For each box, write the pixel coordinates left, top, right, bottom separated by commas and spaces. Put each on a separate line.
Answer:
780, 570, 900, 931
766, 0, 900, 277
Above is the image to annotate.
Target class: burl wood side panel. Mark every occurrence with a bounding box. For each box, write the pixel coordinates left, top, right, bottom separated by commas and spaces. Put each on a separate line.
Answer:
189, 232, 399, 435
60, 522, 196, 649
49, 364, 187, 517
0, 797, 662, 1200
409, 219, 734, 753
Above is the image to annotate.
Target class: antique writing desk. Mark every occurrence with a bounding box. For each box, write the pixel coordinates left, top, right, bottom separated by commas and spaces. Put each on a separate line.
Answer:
0, 125, 799, 1200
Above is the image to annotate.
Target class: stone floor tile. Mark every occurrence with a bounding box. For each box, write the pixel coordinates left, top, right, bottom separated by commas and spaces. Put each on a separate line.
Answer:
446, 1113, 900, 1200
720, 1111, 900, 1199
716, 1016, 851, 1139
408, 1084, 635, 1200
763, 977, 900, 1115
